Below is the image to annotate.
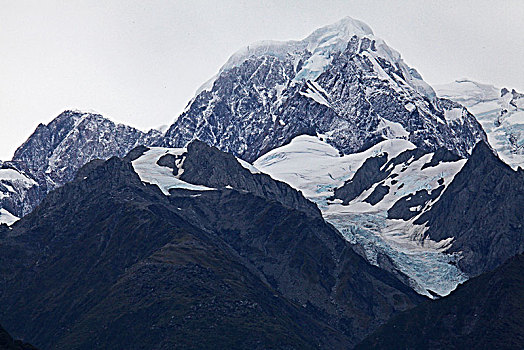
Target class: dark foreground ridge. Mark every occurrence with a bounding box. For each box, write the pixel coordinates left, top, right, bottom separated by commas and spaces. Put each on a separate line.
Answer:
0, 324, 37, 350
356, 253, 524, 350
0, 140, 422, 349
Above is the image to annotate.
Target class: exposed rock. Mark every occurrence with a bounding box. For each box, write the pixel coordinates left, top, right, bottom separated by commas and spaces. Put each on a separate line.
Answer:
0, 324, 37, 350
364, 184, 390, 205
164, 19, 486, 162
333, 154, 388, 204
388, 186, 444, 220
417, 141, 524, 276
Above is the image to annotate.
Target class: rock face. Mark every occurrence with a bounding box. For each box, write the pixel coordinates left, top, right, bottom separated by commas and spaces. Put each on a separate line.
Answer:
436, 79, 524, 169
12, 110, 164, 190
356, 253, 524, 350
0, 163, 42, 220
179, 140, 321, 217
164, 17, 487, 162
416, 141, 524, 276
333, 154, 389, 205
0, 110, 164, 221
0, 141, 422, 349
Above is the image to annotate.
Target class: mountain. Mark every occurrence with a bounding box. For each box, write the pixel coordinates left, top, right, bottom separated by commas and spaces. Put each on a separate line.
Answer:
164, 17, 487, 162
415, 141, 524, 276
255, 135, 468, 297
0, 110, 164, 223
355, 253, 524, 350
12, 110, 164, 190
0, 140, 422, 349
1, 19, 489, 226
436, 79, 524, 169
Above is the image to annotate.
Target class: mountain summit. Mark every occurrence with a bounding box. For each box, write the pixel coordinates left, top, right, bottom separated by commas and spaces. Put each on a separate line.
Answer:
164, 17, 486, 161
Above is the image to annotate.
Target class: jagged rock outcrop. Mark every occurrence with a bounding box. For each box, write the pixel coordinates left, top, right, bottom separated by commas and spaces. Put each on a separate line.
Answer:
416, 141, 524, 276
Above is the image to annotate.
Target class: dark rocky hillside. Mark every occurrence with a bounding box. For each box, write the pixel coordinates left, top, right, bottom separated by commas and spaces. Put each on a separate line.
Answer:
0, 141, 422, 349
356, 253, 524, 350
0, 324, 36, 350
417, 141, 524, 276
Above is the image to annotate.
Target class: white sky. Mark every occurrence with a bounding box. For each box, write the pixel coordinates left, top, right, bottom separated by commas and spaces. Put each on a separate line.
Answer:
1, 0, 523, 160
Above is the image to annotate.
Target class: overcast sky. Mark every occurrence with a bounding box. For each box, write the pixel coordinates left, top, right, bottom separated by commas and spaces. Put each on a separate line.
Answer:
1, 0, 523, 160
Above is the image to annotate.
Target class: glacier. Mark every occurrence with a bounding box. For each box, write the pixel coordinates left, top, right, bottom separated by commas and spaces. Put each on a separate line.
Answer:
255, 135, 468, 297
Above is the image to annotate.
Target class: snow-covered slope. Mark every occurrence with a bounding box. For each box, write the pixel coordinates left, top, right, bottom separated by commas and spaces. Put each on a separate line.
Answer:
254, 135, 415, 202
164, 17, 486, 162
0, 208, 19, 225
0, 164, 41, 221
436, 79, 524, 169
255, 135, 468, 297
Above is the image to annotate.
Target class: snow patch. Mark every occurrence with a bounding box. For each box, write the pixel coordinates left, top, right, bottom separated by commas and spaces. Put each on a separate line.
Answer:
0, 169, 37, 187
378, 118, 409, 139
0, 208, 19, 225
132, 147, 214, 195
237, 158, 261, 174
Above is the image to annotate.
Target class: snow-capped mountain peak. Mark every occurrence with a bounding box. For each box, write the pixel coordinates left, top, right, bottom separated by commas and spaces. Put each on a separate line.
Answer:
217, 17, 372, 76
165, 17, 486, 162
209, 17, 433, 100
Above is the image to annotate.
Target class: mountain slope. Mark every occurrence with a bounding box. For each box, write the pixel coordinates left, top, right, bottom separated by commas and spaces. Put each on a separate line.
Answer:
255, 135, 468, 297
356, 253, 524, 350
436, 79, 524, 169
0, 324, 36, 350
0, 141, 422, 349
416, 141, 524, 276
0, 110, 164, 221
164, 17, 486, 162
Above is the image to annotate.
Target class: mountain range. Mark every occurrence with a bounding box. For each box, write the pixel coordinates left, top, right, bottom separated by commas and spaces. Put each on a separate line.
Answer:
0, 141, 421, 349
0, 16, 522, 349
